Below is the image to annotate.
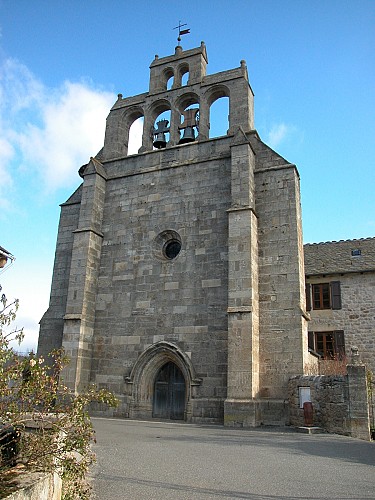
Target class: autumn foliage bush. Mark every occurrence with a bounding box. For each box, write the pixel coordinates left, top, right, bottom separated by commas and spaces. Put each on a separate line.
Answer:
0, 286, 118, 498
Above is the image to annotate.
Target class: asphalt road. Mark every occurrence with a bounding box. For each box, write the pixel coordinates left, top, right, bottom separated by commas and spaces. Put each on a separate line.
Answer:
90, 418, 375, 500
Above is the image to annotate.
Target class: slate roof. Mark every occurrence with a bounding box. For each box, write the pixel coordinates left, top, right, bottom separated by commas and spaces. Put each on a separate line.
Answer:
304, 237, 375, 275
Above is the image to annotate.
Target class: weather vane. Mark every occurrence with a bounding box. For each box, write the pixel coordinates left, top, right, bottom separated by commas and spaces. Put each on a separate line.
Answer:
174, 21, 190, 46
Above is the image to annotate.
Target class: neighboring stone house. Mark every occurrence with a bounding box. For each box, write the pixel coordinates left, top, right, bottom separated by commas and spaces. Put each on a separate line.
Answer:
304, 238, 375, 374
0, 246, 14, 269
38, 42, 312, 426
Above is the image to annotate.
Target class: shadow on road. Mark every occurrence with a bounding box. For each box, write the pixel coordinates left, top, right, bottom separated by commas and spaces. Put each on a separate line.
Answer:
136, 421, 375, 467
94, 471, 373, 500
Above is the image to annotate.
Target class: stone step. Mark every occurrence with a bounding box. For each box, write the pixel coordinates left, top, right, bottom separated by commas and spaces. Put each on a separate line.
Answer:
295, 426, 325, 434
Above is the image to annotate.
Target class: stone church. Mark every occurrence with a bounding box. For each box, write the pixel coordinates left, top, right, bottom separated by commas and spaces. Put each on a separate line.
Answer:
38, 42, 312, 426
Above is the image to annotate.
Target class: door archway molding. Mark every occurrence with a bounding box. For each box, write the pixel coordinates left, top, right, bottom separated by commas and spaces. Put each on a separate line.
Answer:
125, 341, 202, 421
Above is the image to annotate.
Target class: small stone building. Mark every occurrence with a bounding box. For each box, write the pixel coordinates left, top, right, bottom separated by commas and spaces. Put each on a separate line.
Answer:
38, 42, 312, 426
304, 237, 375, 374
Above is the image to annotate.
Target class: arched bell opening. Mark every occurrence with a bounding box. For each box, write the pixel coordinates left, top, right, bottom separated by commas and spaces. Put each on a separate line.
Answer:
206, 85, 230, 139
128, 116, 144, 155
153, 361, 186, 420
181, 71, 189, 87
174, 63, 189, 88
152, 102, 172, 149
163, 67, 174, 90
177, 93, 200, 145
109, 106, 144, 158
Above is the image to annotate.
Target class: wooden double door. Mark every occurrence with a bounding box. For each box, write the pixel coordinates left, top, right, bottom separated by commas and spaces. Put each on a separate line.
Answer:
153, 362, 186, 420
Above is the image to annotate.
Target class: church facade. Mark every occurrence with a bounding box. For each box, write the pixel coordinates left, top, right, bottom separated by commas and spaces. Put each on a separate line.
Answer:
38, 43, 311, 426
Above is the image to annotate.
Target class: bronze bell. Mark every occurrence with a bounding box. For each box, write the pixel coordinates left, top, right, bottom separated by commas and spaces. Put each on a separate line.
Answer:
179, 126, 196, 144
153, 119, 170, 149
178, 108, 199, 145
153, 132, 167, 149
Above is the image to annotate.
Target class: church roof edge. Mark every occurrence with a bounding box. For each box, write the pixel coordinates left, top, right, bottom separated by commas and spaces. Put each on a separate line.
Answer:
60, 184, 83, 206
150, 41, 208, 67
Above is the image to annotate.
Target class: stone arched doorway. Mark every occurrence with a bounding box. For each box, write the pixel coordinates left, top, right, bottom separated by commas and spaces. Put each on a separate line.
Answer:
153, 361, 186, 420
125, 341, 202, 422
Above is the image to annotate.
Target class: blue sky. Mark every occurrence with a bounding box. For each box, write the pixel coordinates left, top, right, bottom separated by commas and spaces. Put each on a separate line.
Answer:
0, 0, 374, 351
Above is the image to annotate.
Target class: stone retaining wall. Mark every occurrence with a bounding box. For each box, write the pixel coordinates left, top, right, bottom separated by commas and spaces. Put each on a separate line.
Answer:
289, 364, 371, 440
4, 472, 61, 500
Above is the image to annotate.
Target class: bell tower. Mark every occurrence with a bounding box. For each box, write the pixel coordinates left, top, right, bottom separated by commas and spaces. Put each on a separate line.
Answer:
101, 42, 254, 160
38, 42, 308, 427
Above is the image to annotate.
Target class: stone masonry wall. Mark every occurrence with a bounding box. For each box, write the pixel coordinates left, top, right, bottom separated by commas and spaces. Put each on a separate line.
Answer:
38, 193, 81, 359
289, 375, 350, 435
255, 164, 307, 399
5, 472, 61, 500
289, 363, 371, 440
90, 140, 232, 421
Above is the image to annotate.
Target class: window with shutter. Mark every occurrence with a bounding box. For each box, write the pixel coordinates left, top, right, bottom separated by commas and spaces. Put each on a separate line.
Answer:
310, 331, 345, 359
307, 281, 342, 310
312, 283, 331, 309
308, 331, 314, 350
305, 284, 311, 311
315, 332, 335, 358
331, 281, 342, 310
334, 330, 345, 357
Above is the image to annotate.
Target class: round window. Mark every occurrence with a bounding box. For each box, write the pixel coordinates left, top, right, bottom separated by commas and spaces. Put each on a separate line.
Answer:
152, 230, 182, 261
163, 240, 181, 260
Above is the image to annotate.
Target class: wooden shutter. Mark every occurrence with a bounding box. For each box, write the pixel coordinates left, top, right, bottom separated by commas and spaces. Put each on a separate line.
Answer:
308, 331, 315, 351
330, 281, 342, 309
334, 330, 345, 358
305, 283, 311, 311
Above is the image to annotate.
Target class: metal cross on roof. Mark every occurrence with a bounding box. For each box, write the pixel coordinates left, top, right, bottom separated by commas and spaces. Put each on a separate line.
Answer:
173, 21, 190, 45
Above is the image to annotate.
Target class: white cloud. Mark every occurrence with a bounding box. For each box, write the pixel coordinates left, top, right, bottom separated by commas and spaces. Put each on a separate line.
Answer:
0, 58, 43, 111
0, 137, 14, 190
266, 123, 290, 149
0, 57, 118, 352
0, 135, 16, 213
0, 57, 116, 197
17, 81, 115, 190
